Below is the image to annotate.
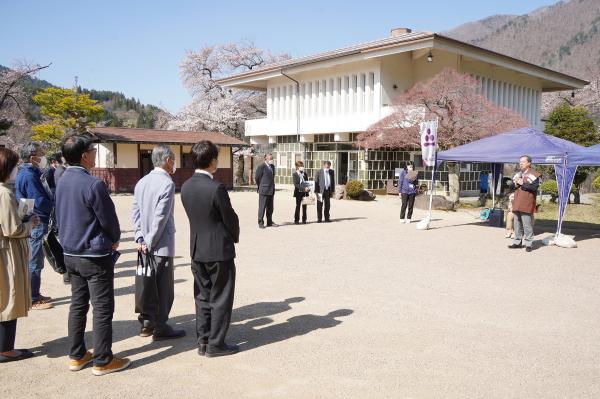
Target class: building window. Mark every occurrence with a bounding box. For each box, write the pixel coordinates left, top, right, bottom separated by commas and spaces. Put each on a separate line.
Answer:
351, 75, 357, 113
278, 153, 288, 168
343, 76, 349, 114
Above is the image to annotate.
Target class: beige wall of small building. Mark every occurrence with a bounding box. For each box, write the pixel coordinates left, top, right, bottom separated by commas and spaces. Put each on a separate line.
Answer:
116, 143, 138, 168
95, 143, 231, 169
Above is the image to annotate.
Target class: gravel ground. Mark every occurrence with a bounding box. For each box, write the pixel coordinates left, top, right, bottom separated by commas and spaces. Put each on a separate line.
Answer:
1, 191, 599, 399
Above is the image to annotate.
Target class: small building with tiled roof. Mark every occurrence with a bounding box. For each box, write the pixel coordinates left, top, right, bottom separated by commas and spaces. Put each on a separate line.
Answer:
89, 127, 246, 192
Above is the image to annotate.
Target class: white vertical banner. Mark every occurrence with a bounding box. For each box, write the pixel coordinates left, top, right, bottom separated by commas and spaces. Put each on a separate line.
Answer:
420, 120, 438, 166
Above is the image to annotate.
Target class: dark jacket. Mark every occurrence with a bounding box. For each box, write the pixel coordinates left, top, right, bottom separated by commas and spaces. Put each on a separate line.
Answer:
255, 163, 275, 195
15, 163, 53, 224
314, 168, 335, 195
181, 173, 240, 262
398, 169, 418, 195
293, 171, 309, 198
55, 166, 121, 256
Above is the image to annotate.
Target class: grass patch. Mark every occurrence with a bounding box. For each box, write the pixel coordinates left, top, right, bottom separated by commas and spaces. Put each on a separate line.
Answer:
536, 201, 600, 225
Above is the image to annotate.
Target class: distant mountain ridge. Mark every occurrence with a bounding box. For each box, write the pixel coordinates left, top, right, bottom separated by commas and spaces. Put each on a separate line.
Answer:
0, 64, 171, 129
445, 0, 600, 80
445, 0, 600, 123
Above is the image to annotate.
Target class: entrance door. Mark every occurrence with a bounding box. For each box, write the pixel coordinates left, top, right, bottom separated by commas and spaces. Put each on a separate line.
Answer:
338, 152, 349, 185
139, 150, 153, 178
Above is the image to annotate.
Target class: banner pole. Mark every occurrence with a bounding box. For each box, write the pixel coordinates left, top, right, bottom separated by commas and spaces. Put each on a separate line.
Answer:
428, 151, 437, 221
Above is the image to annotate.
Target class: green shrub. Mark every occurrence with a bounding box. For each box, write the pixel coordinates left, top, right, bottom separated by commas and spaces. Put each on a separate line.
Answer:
593, 174, 600, 191
540, 179, 576, 202
345, 180, 364, 199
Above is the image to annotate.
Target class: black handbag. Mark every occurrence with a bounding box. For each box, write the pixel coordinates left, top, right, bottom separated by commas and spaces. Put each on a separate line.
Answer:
42, 229, 66, 274
134, 251, 160, 315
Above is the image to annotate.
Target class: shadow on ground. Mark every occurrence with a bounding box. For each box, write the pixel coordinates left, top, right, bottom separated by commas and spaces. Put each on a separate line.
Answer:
31, 298, 352, 368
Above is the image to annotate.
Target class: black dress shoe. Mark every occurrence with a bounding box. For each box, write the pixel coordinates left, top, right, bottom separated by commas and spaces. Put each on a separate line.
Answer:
302, 221, 307, 224
267, 222, 279, 227
258, 224, 266, 229
152, 328, 186, 341
317, 220, 322, 223
325, 219, 331, 223
139, 326, 154, 337
294, 221, 299, 225
508, 244, 523, 249
526, 246, 532, 252
205, 343, 240, 358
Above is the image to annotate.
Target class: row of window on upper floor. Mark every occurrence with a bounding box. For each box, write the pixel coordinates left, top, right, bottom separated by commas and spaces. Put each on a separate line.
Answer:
267, 72, 377, 120
474, 75, 541, 126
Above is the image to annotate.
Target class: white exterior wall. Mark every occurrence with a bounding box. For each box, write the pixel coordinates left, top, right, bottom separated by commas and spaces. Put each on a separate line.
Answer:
95, 143, 114, 168
245, 49, 546, 141
246, 60, 384, 141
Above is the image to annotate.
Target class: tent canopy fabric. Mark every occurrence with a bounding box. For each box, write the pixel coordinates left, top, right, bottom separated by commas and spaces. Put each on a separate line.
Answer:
437, 127, 585, 165
434, 127, 585, 237
569, 143, 600, 166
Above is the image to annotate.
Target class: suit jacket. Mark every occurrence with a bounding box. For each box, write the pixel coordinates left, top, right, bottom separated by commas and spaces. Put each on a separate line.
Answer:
181, 172, 240, 262
293, 170, 310, 198
314, 168, 335, 195
132, 168, 176, 257
255, 162, 275, 195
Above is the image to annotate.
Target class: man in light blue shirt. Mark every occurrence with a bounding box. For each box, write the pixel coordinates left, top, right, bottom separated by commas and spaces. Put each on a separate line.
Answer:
132, 145, 185, 341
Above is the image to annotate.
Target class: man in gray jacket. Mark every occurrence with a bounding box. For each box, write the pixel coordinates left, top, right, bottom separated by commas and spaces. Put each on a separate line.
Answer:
132, 145, 185, 340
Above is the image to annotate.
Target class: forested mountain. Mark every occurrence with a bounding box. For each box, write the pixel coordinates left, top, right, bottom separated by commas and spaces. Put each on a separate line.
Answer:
0, 64, 171, 129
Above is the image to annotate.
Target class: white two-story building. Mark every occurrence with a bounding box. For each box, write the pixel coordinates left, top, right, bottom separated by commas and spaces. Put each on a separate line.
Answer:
217, 28, 587, 193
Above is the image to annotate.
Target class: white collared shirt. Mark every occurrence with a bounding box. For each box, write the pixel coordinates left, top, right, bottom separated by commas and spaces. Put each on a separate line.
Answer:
153, 167, 170, 176
195, 169, 213, 179
324, 168, 330, 189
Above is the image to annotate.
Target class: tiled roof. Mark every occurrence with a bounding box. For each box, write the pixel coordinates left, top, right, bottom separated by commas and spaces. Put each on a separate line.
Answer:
90, 127, 246, 146
216, 31, 588, 86
216, 31, 433, 84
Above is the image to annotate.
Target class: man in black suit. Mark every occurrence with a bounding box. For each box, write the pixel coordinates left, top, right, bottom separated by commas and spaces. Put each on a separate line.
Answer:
181, 140, 240, 357
254, 153, 278, 229
315, 161, 335, 222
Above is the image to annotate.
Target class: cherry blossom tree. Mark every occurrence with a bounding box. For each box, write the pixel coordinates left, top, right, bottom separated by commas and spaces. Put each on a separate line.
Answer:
170, 41, 290, 139
0, 61, 50, 144
357, 68, 528, 202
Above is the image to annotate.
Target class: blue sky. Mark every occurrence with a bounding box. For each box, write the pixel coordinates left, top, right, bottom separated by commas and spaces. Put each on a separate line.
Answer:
1, 0, 557, 113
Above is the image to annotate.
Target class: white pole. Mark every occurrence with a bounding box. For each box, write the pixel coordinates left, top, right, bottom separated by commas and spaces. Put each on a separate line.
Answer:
492, 165, 496, 208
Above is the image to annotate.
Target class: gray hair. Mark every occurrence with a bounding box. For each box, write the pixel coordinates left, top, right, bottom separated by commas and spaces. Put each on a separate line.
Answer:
520, 155, 532, 163
151, 145, 175, 168
20, 142, 42, 161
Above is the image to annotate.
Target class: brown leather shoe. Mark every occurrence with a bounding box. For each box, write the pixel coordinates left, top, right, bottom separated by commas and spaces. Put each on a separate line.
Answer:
69, 351, 93, 371
92, 357, 131, 376
32, 299, 53, 310
139, 327, 154, 337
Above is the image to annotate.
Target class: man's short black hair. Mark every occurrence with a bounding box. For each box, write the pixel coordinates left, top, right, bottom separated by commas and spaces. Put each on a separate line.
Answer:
61, 133, 94, 165
191, 140, 219, 169
323, 160, 331, 167
50, 152, 63, 164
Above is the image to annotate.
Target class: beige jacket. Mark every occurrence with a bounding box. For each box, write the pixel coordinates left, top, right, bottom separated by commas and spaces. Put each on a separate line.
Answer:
0, 183, 33, 321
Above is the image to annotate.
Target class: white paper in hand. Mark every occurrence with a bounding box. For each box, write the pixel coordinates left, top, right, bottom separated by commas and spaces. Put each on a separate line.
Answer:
316, 193, 323, 202
18, 198, 35, 218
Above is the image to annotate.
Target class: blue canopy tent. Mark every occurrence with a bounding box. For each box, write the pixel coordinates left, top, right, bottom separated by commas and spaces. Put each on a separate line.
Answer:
569, 143, 600, 165
435, 127, 585, 235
